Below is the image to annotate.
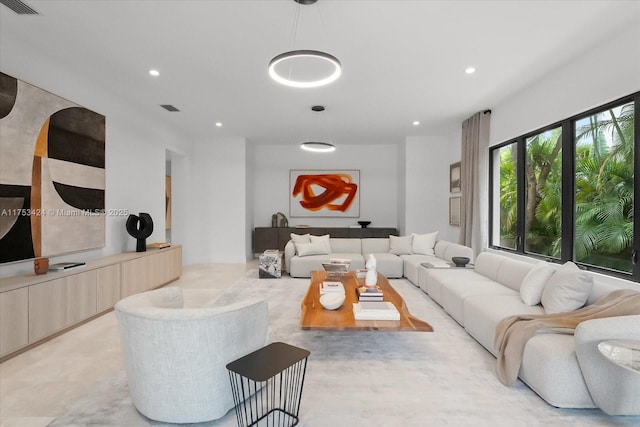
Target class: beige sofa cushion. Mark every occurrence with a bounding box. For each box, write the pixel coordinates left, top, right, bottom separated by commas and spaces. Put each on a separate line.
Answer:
389, 235, 413, 255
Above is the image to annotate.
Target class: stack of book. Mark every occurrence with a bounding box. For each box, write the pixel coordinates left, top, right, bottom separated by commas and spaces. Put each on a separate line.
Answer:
356, 285, 384, 302
353, 301, 400, 321
147, 242, 171, 249
319, 281, 345, 295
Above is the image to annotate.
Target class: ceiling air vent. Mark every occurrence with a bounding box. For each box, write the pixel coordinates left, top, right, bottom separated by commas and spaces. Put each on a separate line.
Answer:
160, 104, 180, 112
0, 0, 38, 15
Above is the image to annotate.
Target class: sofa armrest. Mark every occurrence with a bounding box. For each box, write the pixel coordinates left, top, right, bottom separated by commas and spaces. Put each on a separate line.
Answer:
575, 315, 640, 415
284, 240, 296, 273
434, 240, 473, 263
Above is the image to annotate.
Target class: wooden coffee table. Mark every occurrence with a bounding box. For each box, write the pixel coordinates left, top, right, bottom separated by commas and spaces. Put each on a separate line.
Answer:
300, 271, 433, 332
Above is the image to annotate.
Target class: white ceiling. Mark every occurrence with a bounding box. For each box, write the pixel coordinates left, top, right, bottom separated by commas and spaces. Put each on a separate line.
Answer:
2, 0, 639, 146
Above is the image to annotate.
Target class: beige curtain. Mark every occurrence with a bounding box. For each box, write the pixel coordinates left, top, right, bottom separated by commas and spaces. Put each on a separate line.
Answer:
459, 111, 491, 257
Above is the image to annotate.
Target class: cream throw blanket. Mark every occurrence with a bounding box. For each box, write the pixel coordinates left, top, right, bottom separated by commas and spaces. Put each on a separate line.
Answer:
494, 289, 640, 386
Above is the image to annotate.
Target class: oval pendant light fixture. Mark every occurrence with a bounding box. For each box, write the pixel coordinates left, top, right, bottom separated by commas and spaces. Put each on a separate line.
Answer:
300, 105, 335, 152
300, 141, 336, 152
269, 0, 342, 88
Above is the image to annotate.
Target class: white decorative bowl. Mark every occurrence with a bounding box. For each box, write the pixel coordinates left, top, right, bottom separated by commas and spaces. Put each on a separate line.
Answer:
319, 293, 345, 310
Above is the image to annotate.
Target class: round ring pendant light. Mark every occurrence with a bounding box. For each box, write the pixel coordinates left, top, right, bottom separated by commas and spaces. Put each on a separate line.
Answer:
300, 141, 336, 152
269, 0, 341, 88
269, 50, 342, 88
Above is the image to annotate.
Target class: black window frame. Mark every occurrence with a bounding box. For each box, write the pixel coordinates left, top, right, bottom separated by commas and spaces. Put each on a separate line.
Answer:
489, 92, 639, 282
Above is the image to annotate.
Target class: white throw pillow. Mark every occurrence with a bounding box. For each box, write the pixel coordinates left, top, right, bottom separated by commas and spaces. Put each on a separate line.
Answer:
519, 261, 556, 306
290, 233, 311, 255
412, 231, 438, 255
295, 241, 329, 257
310, 234, 332, 254
541, 261, 593, 314
389, 235, 413, 255
290, 233, 310, 243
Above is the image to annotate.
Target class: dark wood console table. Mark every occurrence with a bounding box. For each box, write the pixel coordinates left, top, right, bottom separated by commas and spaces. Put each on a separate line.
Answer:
253, 227, 398, 253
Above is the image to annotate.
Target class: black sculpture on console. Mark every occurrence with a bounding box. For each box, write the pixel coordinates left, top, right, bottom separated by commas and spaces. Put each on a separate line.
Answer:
126, 212, 154, 252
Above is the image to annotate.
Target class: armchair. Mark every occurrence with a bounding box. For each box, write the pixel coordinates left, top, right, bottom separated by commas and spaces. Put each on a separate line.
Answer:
115, 287, 269, 423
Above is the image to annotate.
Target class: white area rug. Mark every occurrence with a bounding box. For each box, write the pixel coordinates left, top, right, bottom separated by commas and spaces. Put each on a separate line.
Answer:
51, 270, 639, 426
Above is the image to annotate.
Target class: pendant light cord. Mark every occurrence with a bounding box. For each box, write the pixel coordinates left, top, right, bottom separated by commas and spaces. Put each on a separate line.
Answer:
288, 3, 302, 81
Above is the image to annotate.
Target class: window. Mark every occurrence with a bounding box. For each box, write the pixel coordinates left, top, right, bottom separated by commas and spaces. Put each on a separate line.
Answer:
524, 127, 562, 258
490, 142, 518, 250
574, 102, 634, 273
489, 93, 638, 281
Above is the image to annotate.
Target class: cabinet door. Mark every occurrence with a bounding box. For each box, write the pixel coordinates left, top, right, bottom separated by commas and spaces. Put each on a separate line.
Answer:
121, 256, 151, 298
97, 264, 121, 312
170, 246, 182, 279
150, 248, 181, 287
278, 228, 295, 250
66, 270, 97, 325
0, 288, 29, 357
29, 278, 67, 342
255, 228, 278, 253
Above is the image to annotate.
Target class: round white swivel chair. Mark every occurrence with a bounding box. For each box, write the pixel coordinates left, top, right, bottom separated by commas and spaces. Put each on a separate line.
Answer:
115, 287, 269, 423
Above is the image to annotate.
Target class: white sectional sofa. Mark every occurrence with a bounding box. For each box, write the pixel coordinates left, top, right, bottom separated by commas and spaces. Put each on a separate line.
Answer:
418, 251, 640, 412
284, 232, 640, 413
284, 234, 473, 279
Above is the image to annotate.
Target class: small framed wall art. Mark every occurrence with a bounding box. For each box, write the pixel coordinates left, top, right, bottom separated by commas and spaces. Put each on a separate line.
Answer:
450, 162, 461, 193
449, 196, 461, 226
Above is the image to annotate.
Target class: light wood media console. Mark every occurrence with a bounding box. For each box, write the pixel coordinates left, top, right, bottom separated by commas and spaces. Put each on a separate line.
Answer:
0, 245, 182, 361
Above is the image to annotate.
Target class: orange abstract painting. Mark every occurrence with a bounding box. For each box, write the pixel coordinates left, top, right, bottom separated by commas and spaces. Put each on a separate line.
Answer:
290, 170, 359, 217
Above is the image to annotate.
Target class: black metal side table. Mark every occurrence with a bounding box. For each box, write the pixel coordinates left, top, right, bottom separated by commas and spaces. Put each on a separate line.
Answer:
226, 342, 310, 427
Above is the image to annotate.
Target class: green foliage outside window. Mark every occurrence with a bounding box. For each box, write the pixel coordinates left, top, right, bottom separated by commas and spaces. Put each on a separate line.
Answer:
495, 101, 634, 274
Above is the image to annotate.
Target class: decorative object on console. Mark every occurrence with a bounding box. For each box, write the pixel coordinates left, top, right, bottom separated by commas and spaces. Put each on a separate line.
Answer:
33, 257, 48, 274
276, 211, 288, 227
451, 256, 470, 267
290, 169, 359, 218
271, 214, 278, 227
48, 261, 85, 270
365, 254, 377, 287
0, 72, 106, 264
357, 220, 371, 228
126, 213, 154, 252
147, 242, 170, 249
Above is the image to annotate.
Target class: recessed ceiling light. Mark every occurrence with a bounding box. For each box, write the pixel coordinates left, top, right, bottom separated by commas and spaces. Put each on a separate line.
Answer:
215, 122, 222, 127
149, 69, 160, 77
465, 67, 476, 74
413, 121, 420, 126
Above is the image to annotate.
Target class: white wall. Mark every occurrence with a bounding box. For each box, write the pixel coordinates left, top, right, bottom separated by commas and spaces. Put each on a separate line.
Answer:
491, 25, 640, 147
396, 142, 407, 235
185, 137, 248, 264
245, 144, 255, 260
251, 144, 399, 229
403, 134, 461, 242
